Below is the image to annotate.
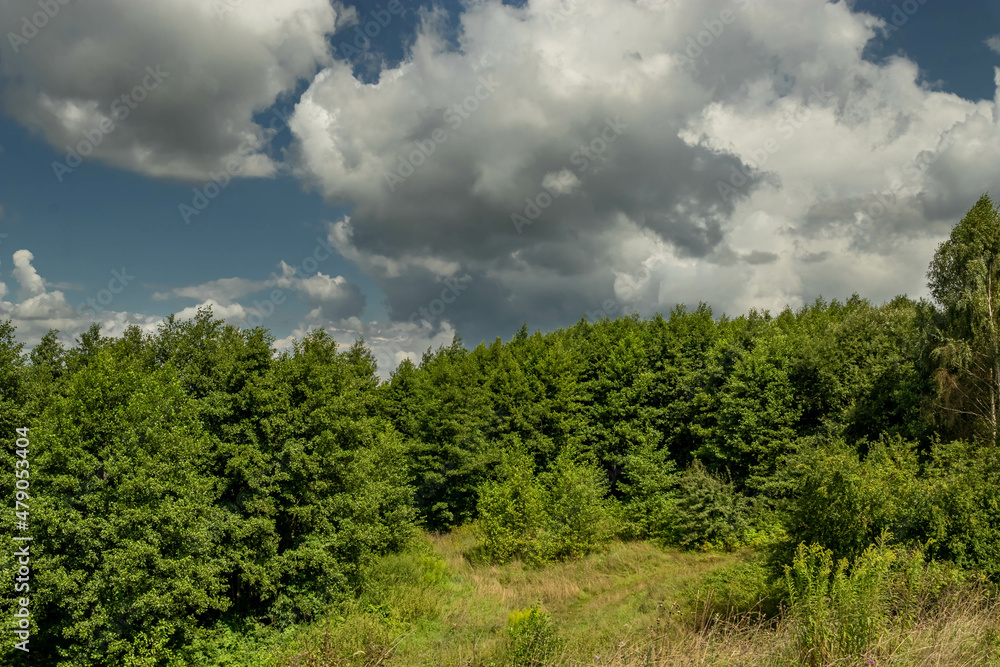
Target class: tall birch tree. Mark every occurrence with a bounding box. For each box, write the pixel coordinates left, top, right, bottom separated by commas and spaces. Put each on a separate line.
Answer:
927, 193, 1000, 444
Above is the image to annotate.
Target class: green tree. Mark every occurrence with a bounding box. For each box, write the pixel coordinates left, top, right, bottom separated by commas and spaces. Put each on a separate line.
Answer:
702, 320, 801, 493
23, 348, 229, 665
475, 444, 547, 564
148, 308, 286, 617
398, 338, 493, 529
672, 459, 750, 550
645, 304, 721, 467
927, 193, 1000, 444
265, 331, 416, 623
479, 337, 535, 444
580, 316, 658, 494
0, 320, 28, 434
523, 329, 588, 463
537, 448, 616, 560
618, 439, 678, 541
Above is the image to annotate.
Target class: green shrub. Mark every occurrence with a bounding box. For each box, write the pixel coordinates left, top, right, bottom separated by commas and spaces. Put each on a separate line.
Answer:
537, 449, 616, 561
784, 543, 836, 666
356, 541, 449, 627
919, 439, 1000, 578
504, 603, 562, 667
779, 434, 920, 565
476, 447, 615, 564
892, 545, 967, 618
475, 450, 547, 564
829, 540, 895, 656
672, 459, 750, 550
783, 539, 896, 665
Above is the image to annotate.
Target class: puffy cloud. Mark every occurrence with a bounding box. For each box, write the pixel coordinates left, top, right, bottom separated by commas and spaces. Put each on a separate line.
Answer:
0, 248, 370, 354
0, 250, 161, 345
159, 256, 366, 325
174, 299, 249, 322
282, 0, 1000, 337
6, 0, 1000, 364
11, 250, 46, 300
0, 0, 344, 180
986, 34, 1000, 55
289, 0, 750, 338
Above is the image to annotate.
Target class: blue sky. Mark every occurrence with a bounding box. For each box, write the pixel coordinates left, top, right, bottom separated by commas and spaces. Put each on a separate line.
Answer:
854, 0, 1000, 102
0, 0, 999, 373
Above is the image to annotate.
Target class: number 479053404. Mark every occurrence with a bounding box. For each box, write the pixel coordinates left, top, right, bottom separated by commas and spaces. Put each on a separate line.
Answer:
14, 427, 29, 514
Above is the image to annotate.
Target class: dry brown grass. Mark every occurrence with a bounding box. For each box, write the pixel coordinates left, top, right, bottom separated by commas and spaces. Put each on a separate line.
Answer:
539, 583, 1000, 667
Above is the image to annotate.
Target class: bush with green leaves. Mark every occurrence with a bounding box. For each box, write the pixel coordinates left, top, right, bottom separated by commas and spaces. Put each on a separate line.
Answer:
691, 554, 781, 621
784, 540, 895, 665
475, 446, 616, 564
919, 438, 1000, 578
617, 440, 678, 541
671, 459, 750, 550
536, 448, 617, 560
474, 447, 547, 564
504, 603, 562, 667
778, 434, 921, 565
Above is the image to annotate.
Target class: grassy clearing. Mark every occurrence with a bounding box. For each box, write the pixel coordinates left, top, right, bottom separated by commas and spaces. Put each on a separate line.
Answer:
248, 527, 732, 666
237, 528, 1000, 666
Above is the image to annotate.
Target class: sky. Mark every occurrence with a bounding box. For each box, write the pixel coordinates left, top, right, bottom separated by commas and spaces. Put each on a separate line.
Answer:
0, 0, 999, 375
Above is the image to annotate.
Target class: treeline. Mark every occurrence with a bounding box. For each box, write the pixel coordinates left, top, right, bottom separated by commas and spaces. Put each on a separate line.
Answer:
1, 194, 1000, 665
385, 294, 932, 537
386, 292, 996, 570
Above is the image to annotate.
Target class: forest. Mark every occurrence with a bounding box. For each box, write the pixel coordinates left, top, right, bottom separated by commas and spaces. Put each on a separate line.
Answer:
4, 193, 1000, 666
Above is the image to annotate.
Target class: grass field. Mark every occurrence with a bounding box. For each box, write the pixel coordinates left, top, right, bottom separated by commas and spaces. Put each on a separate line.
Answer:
239, 527, 1000, 667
